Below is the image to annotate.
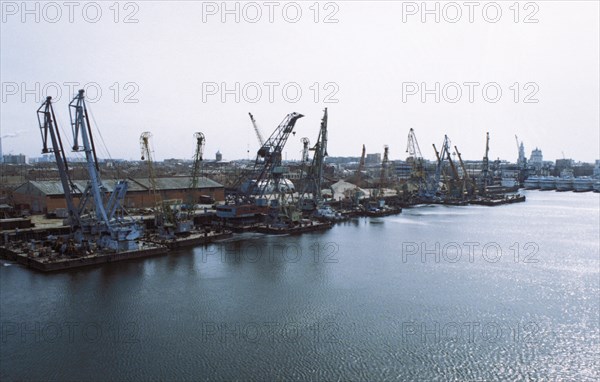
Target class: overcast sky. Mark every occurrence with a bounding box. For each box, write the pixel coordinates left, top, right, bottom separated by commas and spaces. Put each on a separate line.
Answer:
1, 1, 599, 163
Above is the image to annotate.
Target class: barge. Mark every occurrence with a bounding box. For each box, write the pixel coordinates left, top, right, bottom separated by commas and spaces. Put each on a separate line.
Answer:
1, 242, 169, 272
470, 194, 526, 206
255, 221, 332, 235
149, 230, 233, 249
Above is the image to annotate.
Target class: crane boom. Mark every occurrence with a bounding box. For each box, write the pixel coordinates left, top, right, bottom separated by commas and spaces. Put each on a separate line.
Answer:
298, 108, 328, 209
140, 132, 158, 202
406, 128, 423, 159
60, 89, 140, 250
247, 112, 304, 199
69, 89, 110, 226
37, 96, 79, 227
249, 112, 265, 146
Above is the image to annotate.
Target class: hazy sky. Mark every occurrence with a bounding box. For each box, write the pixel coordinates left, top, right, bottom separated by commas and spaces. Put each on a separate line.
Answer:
1, 1, 599, 163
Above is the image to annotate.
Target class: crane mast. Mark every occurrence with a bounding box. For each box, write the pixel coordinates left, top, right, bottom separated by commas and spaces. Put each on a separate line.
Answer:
190, 132, 205, 190
37, 96, 79, 227
379, 145, 389, 190
312, 108, 328, 202
298, 108, 328, 210
406, 128, 428, 196
482, 132, 490, 187
140, 132, 158, 204
355, 144, 366, 187
69, 89, 110, 226
432, 135, 458, 195
40, 89, 141, 251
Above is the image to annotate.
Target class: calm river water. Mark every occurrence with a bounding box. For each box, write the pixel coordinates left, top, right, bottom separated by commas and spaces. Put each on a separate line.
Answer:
1, 190, 599, 381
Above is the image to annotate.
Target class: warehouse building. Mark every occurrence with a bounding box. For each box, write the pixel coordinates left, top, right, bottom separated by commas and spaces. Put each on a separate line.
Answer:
12, 177, 224, 214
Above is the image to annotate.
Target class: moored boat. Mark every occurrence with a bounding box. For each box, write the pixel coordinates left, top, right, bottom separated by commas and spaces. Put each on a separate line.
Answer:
524, 176, 541, 189
539, 176, 556, 190
572, 177, 594, 192
555, 177, 574, 191
556, 169, 574, 192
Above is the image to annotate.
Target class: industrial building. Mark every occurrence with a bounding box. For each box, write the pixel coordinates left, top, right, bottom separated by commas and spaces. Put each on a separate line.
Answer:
12, 177, 224, 214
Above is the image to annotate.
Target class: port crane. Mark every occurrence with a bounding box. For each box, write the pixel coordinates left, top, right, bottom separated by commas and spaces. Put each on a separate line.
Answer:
406, 128, 429, 197
298, 108, 329, 211
190, 132, 205, 190
377, 145, 390, 195
351, 144, 367, 188
140, 131, 193, 238
186, 132, 205, 220
69, 90, 140, 250
140, 132, 159, 206
218, 112, 304, 223
432, 135, 460, 197
454, 145, 476, 197
37, 96, 80, 229
42, 90, 141, 251
248, 112, 303, 199
480, 132, 491, 190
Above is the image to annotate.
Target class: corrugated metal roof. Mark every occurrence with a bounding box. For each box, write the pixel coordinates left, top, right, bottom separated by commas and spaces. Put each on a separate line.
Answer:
25, 180, 90, 196
20, 177, 222, 196
131, 177, 222, 191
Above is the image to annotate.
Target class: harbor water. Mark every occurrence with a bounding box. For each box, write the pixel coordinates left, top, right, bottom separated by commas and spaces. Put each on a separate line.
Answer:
1, 191, 599, 381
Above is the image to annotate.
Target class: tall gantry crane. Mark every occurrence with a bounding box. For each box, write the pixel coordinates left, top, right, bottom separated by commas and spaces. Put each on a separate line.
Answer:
298, 108, 329, 211
481, 132, 491, 189
379, 145, 390, 192
69, 90, 140, 250
217, 112, 304, 222
432, 135, 460, 196
354, 144, 366, 188
406, 128, 428, 196
37, 96, 79, 228
140, 131, 159, 205
190, 132, 205, 190
248, 112, 304, 199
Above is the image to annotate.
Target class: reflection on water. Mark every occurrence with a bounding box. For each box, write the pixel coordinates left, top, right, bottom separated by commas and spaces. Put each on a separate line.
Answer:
1, 191, 599, 381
